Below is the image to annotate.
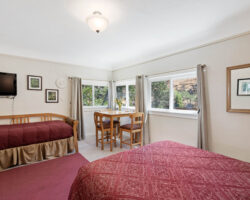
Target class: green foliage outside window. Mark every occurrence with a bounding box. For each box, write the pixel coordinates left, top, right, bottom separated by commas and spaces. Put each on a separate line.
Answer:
151, 81, 170, 109
174, 78, 197, 110
94, 86, 108, 106
129, 85, 136, 107
82, 85, 92, 106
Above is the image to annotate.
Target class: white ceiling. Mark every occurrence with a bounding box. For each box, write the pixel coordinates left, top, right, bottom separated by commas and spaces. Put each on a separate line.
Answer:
0, 0, 250, 71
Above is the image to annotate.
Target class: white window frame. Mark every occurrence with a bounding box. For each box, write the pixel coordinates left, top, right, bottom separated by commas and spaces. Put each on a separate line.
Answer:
115, 79, 136, 109
82, 80, 109, 108
149, 70, 198, 116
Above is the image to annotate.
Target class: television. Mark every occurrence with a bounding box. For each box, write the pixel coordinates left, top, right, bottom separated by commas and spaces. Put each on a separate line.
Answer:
0, 72, 17, 96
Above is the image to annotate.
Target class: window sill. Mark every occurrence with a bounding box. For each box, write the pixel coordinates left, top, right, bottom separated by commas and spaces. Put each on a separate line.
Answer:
83, 106, 108, 112
149, 109, 197, 119
120, 107, 135, 111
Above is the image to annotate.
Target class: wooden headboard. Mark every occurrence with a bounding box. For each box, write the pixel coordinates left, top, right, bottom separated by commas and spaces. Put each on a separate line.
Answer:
0, 113, 79, 153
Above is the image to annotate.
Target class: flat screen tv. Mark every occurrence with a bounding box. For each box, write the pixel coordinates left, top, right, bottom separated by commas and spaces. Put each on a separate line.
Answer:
0, 72, 17, 96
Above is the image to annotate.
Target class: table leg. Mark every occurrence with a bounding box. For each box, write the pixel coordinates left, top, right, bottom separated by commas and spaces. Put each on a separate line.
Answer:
117, 117, 120, 138
110, 116, 113, 151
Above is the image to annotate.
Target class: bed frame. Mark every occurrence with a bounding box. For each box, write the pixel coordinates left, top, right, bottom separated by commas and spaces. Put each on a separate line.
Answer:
0, 113, 79, 153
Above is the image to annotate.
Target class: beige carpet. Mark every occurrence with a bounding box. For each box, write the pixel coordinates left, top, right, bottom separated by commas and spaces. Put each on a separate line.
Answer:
78, 135, 131, 162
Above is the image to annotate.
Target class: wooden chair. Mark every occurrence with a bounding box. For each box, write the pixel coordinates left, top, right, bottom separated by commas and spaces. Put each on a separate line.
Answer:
120, 112, 144, 149
94, 112, 120, 150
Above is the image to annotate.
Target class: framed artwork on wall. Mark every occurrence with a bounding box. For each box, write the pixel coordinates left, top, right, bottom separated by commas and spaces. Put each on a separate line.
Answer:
237, 78, 250, 96
27, 75, 42, 90
45, 89, 59, 103
227, 64, 250, 113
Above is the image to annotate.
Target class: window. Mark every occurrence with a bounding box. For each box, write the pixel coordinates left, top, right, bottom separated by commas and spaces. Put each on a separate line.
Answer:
174, 78, 197, 110
82, 80, 109, 107
82, 85, 93, 106
151, 81, 170, 109
129, 85, 136, 107
115, 80, 136, 108
149, 71, 197, 113
94, 86, 108, 106
116, 85, 126, 106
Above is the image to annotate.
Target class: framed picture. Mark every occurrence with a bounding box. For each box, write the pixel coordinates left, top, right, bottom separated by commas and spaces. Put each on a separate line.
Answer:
237, 78, 250, 96
45, 89, 59, 103
27, 75, 42, 90
227, 64, 250, 113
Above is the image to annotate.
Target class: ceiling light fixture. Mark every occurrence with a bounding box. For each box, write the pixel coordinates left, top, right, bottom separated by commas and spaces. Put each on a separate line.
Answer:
86, 11, 109, 33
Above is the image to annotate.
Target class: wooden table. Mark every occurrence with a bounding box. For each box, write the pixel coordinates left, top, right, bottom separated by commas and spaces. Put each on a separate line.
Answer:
97, 110, 135, 151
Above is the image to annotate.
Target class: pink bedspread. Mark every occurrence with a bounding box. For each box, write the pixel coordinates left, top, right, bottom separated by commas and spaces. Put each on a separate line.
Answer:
69, 141, 250, 200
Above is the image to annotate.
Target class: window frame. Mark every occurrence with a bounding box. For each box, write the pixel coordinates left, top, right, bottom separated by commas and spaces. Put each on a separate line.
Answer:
115, 79, 136, 109
82, 80, 109, 108
149, 70, 198, 115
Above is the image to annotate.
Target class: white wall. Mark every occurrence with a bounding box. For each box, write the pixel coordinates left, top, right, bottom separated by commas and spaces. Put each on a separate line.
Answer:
113, 33, 250, 162
0, 55, 112, 117
149, 115, 197, 147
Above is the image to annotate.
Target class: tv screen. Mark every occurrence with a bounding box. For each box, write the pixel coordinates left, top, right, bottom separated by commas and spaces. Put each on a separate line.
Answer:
0, 72, 17, 96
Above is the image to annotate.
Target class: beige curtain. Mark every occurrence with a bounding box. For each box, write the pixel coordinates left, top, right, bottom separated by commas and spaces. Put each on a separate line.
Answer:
70, 77, 85, 140
135, 75, 150, 145
197, 64, 208, 150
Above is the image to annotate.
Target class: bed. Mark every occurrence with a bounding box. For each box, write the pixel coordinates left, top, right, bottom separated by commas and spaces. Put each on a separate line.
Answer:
69, 140, 250, 200
0, 113, 79, 170
0, 120, 73, 150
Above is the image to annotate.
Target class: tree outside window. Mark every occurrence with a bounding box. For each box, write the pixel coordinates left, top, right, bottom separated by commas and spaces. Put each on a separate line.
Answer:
82, 85, 92, 106
151, 81, 170, 109
94, 86, 108, 106
174, 78, 197, 110
129, 85, 136, 107
82, 83, 109, 107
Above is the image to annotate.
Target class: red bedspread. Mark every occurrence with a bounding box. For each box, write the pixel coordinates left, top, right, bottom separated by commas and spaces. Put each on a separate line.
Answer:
0, 120, 73, 150
69, 141, 250, 200
0, 153, 89, 200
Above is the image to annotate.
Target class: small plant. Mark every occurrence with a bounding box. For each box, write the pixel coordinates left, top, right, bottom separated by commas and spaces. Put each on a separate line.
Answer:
115, 98, 123, 111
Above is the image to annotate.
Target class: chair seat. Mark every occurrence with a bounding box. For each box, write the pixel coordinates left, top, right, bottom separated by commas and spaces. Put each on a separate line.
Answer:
120, 124, 141, 130
104, 120, 119, 124
97, 121, 119, 129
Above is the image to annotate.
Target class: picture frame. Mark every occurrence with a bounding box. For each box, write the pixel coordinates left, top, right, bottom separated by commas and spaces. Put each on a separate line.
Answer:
45, 89, 59, 103
27, 75, 42, 90
227, 64, 250, 113
237, 78, 250, 96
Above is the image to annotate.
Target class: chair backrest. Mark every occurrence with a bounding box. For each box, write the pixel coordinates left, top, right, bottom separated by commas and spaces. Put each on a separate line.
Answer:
129, 112, 144, 130
94, 112, 104, 130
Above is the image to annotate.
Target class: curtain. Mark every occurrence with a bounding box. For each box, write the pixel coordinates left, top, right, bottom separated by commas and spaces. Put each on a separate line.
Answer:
135, 75, 150, 145
108, 81, 115, 110
70, 77, 85, 140
197, 64, 208, 150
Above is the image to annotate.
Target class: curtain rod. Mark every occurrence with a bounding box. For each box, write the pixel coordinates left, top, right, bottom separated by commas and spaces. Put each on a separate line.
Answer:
146, 66, 198, 78
68, 77, 110, 82
69, 65, 206, 82
116, 66, 202, 81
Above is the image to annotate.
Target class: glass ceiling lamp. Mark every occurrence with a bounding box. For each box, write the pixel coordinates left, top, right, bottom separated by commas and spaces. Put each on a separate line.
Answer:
86, 11, 109, 33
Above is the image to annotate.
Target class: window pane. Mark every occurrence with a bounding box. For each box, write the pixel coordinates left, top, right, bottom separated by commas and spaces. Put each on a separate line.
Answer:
82, 85, 92, 106
151, 81, 170, 109
94, 86, 108, 106
116, 86, 126, 106
174, 78, 198, 110
129, 85, 136, 107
